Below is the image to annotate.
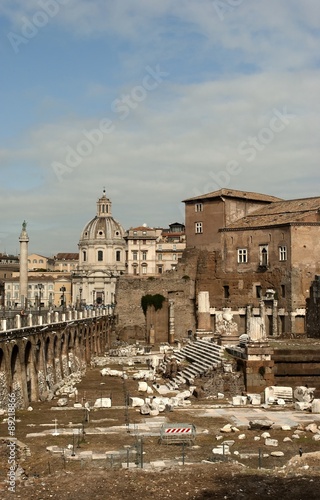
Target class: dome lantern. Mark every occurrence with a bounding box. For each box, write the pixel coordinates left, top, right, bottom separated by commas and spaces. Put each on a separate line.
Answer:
97, 188, 112, 218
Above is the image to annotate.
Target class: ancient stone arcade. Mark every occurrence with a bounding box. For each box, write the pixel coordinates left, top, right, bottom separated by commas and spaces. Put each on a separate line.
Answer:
0, 314, 111, 409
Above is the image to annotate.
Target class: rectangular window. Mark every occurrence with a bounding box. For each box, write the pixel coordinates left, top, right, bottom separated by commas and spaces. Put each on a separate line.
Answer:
172, 253, 177, 260
132, 251, 138, 261
281, 284, 286, 298
142, 251, 147, 260
142, 266, 147, 275
195, 222, 203, 234
172, 244, 176, 251
237, 248, 248, 263
195, 203, 203, 212
158, 245, 162, 251
158, 253, 162, 261
256, 285, 262, 298
279, 246, 287, 261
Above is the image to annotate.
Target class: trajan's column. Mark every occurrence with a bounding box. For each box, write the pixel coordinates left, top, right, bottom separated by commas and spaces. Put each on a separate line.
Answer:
19, 220, 29, 309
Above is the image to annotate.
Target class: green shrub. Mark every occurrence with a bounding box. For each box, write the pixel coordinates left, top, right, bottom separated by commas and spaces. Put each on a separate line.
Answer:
141, 294, 166, 315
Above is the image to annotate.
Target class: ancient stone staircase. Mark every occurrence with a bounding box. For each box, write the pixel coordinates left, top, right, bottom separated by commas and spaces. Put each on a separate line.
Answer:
164, 339, 225, 390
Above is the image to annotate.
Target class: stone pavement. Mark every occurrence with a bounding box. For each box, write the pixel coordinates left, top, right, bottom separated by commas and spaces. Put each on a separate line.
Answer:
178, 405, 320, 429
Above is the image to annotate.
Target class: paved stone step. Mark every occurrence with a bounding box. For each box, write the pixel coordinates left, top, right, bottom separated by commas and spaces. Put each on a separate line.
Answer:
182, 346, 221, 367
164, 340, 226, 390
183, 342, 224, 360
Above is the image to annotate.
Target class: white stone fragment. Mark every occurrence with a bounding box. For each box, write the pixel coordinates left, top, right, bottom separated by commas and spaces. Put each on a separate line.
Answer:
129, 397, 145, 407
305, 423, 319, 433
311, 399, 320, 413
261, 432, 271, 439
265, 438, 278, 447
220, 424, 233, 433
93, 398, 111, 408
212, 445, 230, 455
138, 382, 148, 392
232, 396, 247, 406
57, 398, 68, 407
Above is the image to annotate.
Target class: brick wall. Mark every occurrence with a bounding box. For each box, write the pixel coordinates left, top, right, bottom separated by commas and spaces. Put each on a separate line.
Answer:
114, 248, 200, 342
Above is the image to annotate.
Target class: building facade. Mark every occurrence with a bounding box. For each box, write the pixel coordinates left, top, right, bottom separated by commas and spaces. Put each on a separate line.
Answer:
27, 253, 54, 271
183, 188, 281, 250
125, 222, 186, 276
53, 253, 79, 273
183, 189, 320, 336
72, 190, 126, 307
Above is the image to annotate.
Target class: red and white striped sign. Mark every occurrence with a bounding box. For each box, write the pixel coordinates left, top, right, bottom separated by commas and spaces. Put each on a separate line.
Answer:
164, 427, 192, 434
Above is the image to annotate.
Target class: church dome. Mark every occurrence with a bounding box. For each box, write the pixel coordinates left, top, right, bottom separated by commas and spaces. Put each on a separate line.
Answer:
79, 190, 125, 243
77, 190, 126, 273
80, 215, 125, 242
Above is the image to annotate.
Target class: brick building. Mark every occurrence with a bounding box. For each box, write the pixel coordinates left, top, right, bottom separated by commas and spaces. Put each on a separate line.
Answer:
183, 189, 281, 250
184, 189, 320, 336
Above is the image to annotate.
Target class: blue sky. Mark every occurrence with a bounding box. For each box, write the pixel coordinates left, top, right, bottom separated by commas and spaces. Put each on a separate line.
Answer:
0, 0, 320, 255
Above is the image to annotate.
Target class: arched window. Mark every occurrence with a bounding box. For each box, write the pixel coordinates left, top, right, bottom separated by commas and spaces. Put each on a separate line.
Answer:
98, 250, 103, 261
116, 250, 121, 262
83, 250, 87, 262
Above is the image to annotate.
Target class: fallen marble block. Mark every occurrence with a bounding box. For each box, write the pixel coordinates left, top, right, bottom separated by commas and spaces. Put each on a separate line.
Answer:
57, 398, 68, 407
94, 397, 111, 408
249, 419, 274, 430
311, 399, 320, 413
129, 397, 145, 407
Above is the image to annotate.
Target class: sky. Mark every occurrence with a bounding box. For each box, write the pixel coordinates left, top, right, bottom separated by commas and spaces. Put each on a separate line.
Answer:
0, 0, 320, 256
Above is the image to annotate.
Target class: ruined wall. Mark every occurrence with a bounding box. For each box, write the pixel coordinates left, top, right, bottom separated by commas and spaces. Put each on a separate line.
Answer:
273, 347, 320, 397
306, 276, 320, 338
114, 248, 200, 342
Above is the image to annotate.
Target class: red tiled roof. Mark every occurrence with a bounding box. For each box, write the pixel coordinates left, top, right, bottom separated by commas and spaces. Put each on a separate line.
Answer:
55, 253, 79, 260
183, 188, 282, 203
222, 196, 320, 230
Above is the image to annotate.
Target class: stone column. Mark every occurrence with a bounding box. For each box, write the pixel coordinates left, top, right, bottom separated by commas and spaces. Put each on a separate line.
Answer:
197, 291, 211, 331
19, 221, 29, 309
15, 314, 21, 329
246, 305, 252, 335
168, 300, 174, 344
259, 301, 266, 339
272, 300, 278, 336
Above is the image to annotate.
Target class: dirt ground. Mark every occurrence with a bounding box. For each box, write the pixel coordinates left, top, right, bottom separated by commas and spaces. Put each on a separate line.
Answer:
1, 357, 320, 500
